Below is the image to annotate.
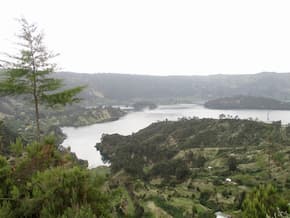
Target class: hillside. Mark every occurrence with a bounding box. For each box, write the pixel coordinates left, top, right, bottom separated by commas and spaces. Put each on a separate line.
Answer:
0, 97, 126, 142
55, 72, 290, 105
204, 95, 290, 110
96, 118, 290, 217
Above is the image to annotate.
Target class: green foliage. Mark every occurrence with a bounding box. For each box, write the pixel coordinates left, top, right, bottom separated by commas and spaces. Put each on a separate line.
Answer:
0, 120, 17, 154
0, 136, 114, 218
0, 202, 14, 218
59, 205, 97, 218
0, 156, 12, 198
227, 156, 238, 171
22, 167, 110, 217
242, 184, 289, 218
199, 190, 212, 206
26, 141, 43, 157
150, 159, 190, 181
41, 86, 85, 107
285, 178, 290, 189
150, 196, 184, 218
197, 211, 215, 218
9, 138, 23, 157
192, 154, 207, 168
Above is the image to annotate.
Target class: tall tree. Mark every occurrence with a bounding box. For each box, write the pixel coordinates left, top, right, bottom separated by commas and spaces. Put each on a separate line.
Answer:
0, 18, 84, 141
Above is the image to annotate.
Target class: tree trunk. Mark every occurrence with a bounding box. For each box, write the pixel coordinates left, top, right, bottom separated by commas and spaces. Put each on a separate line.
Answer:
32, 62, 40, 142
34, 93, 40, 142
31, 45, 40, 142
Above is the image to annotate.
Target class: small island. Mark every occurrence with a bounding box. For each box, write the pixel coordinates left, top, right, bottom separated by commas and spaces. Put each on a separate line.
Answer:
204, 95, 290, 110
132, 101, 158, 111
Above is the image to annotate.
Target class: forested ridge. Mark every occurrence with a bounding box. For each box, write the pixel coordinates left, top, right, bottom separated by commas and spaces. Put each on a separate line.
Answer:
205, 95, 290, 110
55, 71, 290, 104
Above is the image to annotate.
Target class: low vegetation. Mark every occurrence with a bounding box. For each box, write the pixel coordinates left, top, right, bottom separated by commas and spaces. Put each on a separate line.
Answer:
0, 128, 115, 217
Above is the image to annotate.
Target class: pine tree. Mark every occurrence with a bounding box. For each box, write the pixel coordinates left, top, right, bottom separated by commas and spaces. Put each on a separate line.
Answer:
0, 18, 85, 141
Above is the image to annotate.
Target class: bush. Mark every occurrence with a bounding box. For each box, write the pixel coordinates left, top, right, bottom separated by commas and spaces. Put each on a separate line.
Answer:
242, 184, 289, 218
199, 190, 212, 206
228, 156, 238, 171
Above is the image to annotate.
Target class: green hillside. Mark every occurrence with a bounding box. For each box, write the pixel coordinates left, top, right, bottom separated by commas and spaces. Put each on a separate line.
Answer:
0, 97, 125, 142
1, 115, 290, 217
97, 118, 290, 217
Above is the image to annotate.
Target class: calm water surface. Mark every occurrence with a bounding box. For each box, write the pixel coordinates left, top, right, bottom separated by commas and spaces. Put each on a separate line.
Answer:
61, 104, 290, 168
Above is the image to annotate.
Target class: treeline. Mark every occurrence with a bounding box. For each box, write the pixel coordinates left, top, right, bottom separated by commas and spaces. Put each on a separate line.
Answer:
205, 95, 290, 110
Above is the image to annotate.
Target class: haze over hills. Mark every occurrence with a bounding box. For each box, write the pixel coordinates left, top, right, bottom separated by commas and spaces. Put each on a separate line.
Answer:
204, 95, 290, 110
55, 72, 290, 104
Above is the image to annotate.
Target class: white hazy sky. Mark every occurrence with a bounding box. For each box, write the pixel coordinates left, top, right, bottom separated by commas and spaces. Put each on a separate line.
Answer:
1, 0, 290, 75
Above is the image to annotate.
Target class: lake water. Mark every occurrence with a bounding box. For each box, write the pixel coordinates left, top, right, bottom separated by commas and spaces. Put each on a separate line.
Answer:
61, 104, 290, 168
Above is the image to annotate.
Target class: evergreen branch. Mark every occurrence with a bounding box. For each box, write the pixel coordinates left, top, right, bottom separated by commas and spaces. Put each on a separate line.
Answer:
41, 86, 86, 107
38, 78, 63, 92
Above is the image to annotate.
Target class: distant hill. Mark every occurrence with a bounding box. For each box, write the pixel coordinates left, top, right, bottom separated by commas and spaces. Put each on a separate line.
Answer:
204, 95, 290, 110
55, 72, 290, 105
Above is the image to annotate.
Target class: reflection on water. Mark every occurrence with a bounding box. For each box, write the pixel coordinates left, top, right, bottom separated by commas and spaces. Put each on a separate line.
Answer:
62, 104, 290, 168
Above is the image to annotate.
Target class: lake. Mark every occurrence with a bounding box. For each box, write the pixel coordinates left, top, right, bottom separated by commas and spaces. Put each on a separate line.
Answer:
61, 104, 290, 168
